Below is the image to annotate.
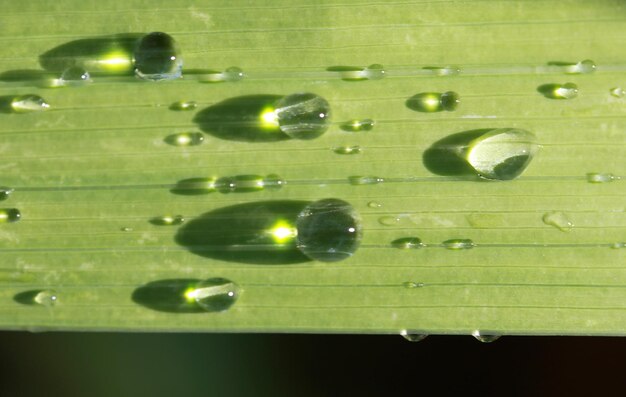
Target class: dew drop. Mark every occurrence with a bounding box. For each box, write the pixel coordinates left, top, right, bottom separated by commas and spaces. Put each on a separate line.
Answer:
538, 82, 578, 99
423, 65, 461, 76
463, 128, 539, 180
401, 330, 428, 342
610, 87, 625, 98
263, 174, 286, 190
169, 101, 197, 111
472, 330, 501, 343
348, 176, 384, 185
296, 198, 362, 262
224, 66, 245, 82
60, 66, 92, 86
164, 132, 204, 146
340, 119, 375, 132
133, 32, 182, 81
363, 64, 386, 80
403, 281, 425, 288
611, 242, 626, 249
187, 278, 241, 312
151, 215, 185, 226
121, 226, 133, 232
10, 95, 50, 113
274, 93, 331, 140
0, 187, 13, 201
586, 172, 617, 183
392, 237, 423, 250
215, 175, 266, 193
34, 290, 58, 307
564, 59, 596, 74
542, 211, 573, 232
378, 216, 402, 226
368, 201, 382, 208
333, 145, 362, 155
0, 208, 21, 223
172, 177, 217, 195
443, 238, 475, 250
407, 91, 460, 112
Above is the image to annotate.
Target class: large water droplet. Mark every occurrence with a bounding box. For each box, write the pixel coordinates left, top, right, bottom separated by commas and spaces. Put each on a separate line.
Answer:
472, 330, 501, 343
401, 330, 428, 342
406, 91, 460, 112
348, 176, 384, 185
0, 208, 21, 223
333, 145, 361, 155
150, 215, 185, 226
60, 66, 92, 86
586, 172, 617, 183
340, 119, 375, 132
443, 238, 475, 250
538, 82, 578, 99
133, 32, 182, 81
463, 128, 539, 180
392, 237, 424, 250
164, 132, 204, 146
169, 101, 197, 111
296, 198, 362, 262
187, 278, 241, 312
274, 93, 331, 140
542, 211, 573, 232
10, 95, 50, 113
0, 187, 13, 201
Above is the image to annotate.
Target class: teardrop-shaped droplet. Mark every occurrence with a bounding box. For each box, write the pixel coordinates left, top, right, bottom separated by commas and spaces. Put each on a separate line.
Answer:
187, 278, 241, 312
274, 93, 331, 140
472, 330, 501, 343
133, 32, 182, 81
348, 176, 384, 185
610, 87, 625, 98
172, 177, 217, 195
0, 187, 13, 202
587, 172, 617, 183
542, 211, 573, 232
164, 132, 204, 146
0, 208, 21, 223
538, 82, 578, 99
150, 215, 185, 226
401, 331, 428, 342
463, 128, 539, 180
407, 91, 460, 112
169, 101, 197, 111
296, 198, 362, 262
34, 290, 58, 307
10, 95, 50, 113
392, 237, 424, 250
340, 119, 375, 132
563, 59, 596, 74
423, 65, 461, 76
60, 66, 92, 86
333, 145, 362, 155
443, 238, 475, 250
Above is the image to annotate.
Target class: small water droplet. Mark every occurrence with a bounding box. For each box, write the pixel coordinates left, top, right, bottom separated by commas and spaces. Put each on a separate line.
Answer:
401, 330, 428, 342
611, 242, 626, 249
610, 87, 625, 98
407, 91, 460, 112
363, 64, 386, 80
0, 187, 13, 201
403, 281, 425, 288
169, 101, 197, 111
463, 128, 539, 180
562, 59, 596, 74
586, 172, 617, 183
472, 330, 501, 343
224, 66, 245, 81
164, 132, 204, 146
340, 119, 375, 132
538, 82, 578, 99
443, 239, 475, 250
367, 201, 382, 208
133, 32, 182, 81
60, 66, 92, 86
392, 237, 424, 250
333, 145, 362, 155
34, 290, 58, 307
172, 177, 217, 195
121, 226, 133, 232
187, 278, 241, 312
348, 176, 384, 185
542, 211, 573, 232
10, 95, 50, 113
378, 216, 401, 226
151, 215, 185, 226
215, 175, 266, 193
274, 93, 331, 140
296, 199, 362, 262
423, 65, 461, 76
0, 208, 21, 223
263, 174, 286, 190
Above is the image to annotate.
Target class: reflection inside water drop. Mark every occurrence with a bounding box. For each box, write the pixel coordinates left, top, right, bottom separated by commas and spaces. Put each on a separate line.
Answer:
443, 239, 474, 250
0, 188, 13, 201
400, 330, 428, 342
133, 32, 182, 81
333, 145, 361, 155
164, 132, 204, 146
0, 208, 21, 223
9, 95, 50, 113
340, 119, 375, 132
186, 278, 241, 312
274, 93, 331, 140
392, 237, 423, 250
406, 91, 460, 112
472, 330, 501, 343
60, 66, 91, 86
537, 82, 578, 99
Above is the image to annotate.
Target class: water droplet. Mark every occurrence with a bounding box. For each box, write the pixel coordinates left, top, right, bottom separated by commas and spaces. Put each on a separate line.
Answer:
363, 64, 386, 80
542, 211, 573, 232
610, 87, 625, 98
121, 226, 133, 232
34, 290, 58, 307
296, 198, 362, 262
472, 330, 501, 343
392, 237, 424, 250
378, 216, 400, 226
187, 278, 241, 312
274, 93, 331, 140
400, 330, 428, 342
348, 176, 384, 185
171, 177, 217, 195
563, 59, 596, 74
406, 91, 460, 112
333, 145, 361, 155
611, 242, 626, 249
538, 82, 578, 99
164, 132, 204, 146
423, 65, 461, 76
443, 239, 475, 250
586, 172, 617, 183
368, 201, 382, 208
133, 32, 182, 81
60, 66, 92, 86
0, 187, 13, 201
403, 281, 424, 288
0, 208, 20, 223
151, 215, 185, 226
169, 101, 197, 111
224, 66, 245, 81
263, 174, 286, 190
10, 95, 50, 113
340, 119, 375, 132
215, 175, 266, 193
463, 128, 539, 180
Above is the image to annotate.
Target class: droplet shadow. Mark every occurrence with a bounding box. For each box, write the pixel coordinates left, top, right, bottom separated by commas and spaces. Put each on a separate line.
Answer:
131, 279, 205, 313
0, 96, 15, 114
13, 289, 44, 305
326, 65, 365, 81
175, 200, 311, 264
422, 129, 491, 177
193, 95, 288, 142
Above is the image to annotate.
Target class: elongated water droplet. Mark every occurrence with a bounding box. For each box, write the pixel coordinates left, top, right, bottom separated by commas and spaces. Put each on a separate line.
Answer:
443, 238, 475, 250
340, 119, 375, 132
610, 87, 625, 98
538, 82, 578, 99
587, 172, 617, 183
0, 187, 13, 201
133, 32, 182, 81
164, 132, 204, 146
472, 330, 501, 343
407, 91, 460, 112
392, 237, 423, 250
403, 281, 424, 288
542, 211, 573, 232
401, 330, 428, 342
333, 145, 361, 155
215, 175, 267, 193
0, 208, 20, 223
368, 201, 382, 208
186, 278, 241, 312
172, 177, 217, 195
59, 66, 92, 86
274, 93, 331, 140
561, 59, 596, 74
10, 95, 49, 113
611, 242, 626, 249
169, 101, 197, 111
34, 290, 58, 307
224, 66, 245, 81
423, 65, 461, 76
263, 174, 286, 190
363, 64, 386, 80
348, 176, 384, 185
296, 198, 362, 262
463, 128, 538, 180
151, 215, 185, 226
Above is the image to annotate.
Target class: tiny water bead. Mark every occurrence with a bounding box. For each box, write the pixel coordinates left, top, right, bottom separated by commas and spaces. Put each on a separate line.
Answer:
472, 330, 501, 343
367, 201, 382, 208
443, 238, 475, 250
10, 94, 50, 113
542, 211, 573, 232
0, 208, 21, 223
463, 128, 539, 180
150, 215, 185, 226
340, 119, 375, 132
186, 278, 241, 312
348, 176, 384, 185
333, 145, 361, 155
169, 100, 197, 111
610, 87, 625, 98
133, 32, 182, 81
423, 65, 461, 76
537, 82, 578, 99
400, 331, 428, 342
0, 187, 13, 201
587, 172, 618, 183
60, 66, 91, 86
164, 132, 204, 146
215, 174, 285, 193
406, 91, 460, 112
296, 198, 362, 262
392, 237, 424, 250
274, 93, 331, 140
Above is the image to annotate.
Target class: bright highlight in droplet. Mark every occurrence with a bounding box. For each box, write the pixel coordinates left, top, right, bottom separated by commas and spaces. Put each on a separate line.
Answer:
270, 220, 297, 243
260, 106, 279, 129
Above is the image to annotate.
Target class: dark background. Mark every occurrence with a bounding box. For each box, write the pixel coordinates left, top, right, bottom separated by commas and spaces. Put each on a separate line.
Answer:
1, 333, 625, 396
